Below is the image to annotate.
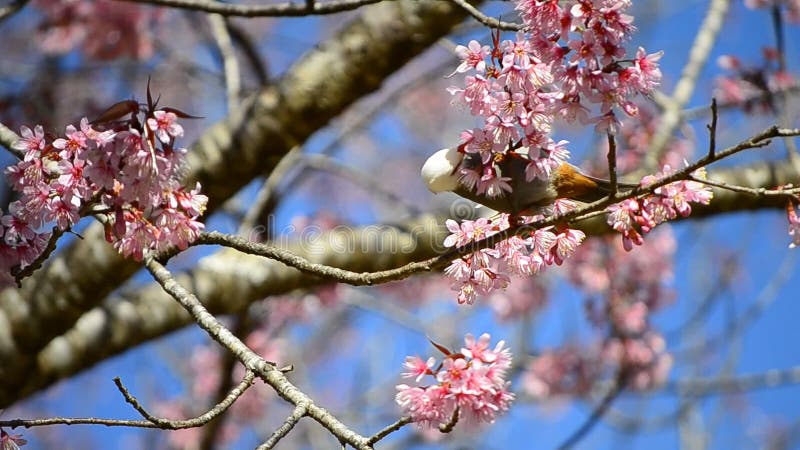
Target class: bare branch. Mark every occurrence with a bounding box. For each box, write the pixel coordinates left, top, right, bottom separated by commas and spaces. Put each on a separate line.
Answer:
115, 0, 387, 17
366, 416, 413, 446
114, 371, 256, 429
688, 176, 800, 198
207, 14, 241, 111
667, 366, 800, 397
0, 0, 475, 404
606, 131, 618, 196
0, 121, 23, 160
556, 374, 627, 450
645, 0, 730, 168
707, 98, 718, 158
438, 407, 459, 433
182, 126, 800, 290
683, 84, 800, 120
0, 371, 256, 430
143, 256, 374, 449
181, 231, 436, 286
5, 154, 800, 406
449, 0, 524, 31
257, 404, 309, 450
300, 154, 423, 215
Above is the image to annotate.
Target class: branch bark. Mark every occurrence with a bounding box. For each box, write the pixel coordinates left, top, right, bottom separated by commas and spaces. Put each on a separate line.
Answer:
0, 0, 474, 400
2, 158, 799, 406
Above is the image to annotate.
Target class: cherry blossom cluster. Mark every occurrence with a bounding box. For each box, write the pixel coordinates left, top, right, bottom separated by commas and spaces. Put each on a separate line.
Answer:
31, 0, 163, 60
606, 166, 713, 251
443, 209, 585, 304
525, 331, 672, 397
2, 101, 207, 284
447, 0, 662, 198
396, 334, 514, 428
714, 50, 796, 113
524, 228, 676, 399
745, 0, 800, 22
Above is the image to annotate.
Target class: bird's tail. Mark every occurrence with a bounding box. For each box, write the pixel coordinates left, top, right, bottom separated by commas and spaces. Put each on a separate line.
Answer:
554, 164, 639, 203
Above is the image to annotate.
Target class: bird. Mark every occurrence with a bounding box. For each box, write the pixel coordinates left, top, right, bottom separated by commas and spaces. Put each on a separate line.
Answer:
421, 147, 636, 215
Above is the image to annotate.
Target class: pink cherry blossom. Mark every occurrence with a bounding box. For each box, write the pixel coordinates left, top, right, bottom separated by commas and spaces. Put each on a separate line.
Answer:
32, 0, 162, 60
3, 101, 206, 278
787, 202, 800, 248
396, 334, 514, 428
403, 356, 436, 382
453, 40, 491, 74
444, 1, 662, 200
0, 429, 27, 449
606, 166, 712, 250
12, 125, 46, 160
147, 110, 184, 144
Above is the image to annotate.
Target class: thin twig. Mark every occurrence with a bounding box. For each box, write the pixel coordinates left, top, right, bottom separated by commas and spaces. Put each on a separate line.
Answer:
114, 371, 256, 429
438, 407, 459, 433
257, 403, 309, 449
239, 146, 304, 236
707, 97, 718, 158
113, 0, 386, 17
683, 84, 800, 120
606, 131, 618, 196
301, 154, 422, 215
556, 374, 627, 450
688, 175, 800, 198
11, 227, 63, 286
366, 416, 414, 445
184, 231, 436, 286
0, 372, 256, 430
207, 14, 241, 112
772, 4, 786, 72
770, 4, 800, 168
198, 311, 254, 450
449, 0, 524, 31
227, 24, 270, 85
172, 126, 800, 289
142, 257, 373, 449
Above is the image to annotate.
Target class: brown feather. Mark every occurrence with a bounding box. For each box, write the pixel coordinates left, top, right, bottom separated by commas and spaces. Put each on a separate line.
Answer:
552, 163, 599, 199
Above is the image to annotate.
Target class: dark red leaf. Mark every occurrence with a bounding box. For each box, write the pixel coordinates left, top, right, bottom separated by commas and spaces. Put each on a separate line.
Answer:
427, 337, 453, 356
146, 76, 154, 109
90, 100, 139, 124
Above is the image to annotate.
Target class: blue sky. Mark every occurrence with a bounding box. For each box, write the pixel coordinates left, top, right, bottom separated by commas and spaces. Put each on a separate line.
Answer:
3, 1, 800, 449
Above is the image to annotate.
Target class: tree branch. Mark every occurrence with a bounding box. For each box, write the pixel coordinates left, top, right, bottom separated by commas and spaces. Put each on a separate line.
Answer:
449, 0, 523, 31
115, 0, 387, 17
0, 121, 23, 159
5, 156, 800, 406
0, 0, 476, 403
257, 404, 309, 450
143, 256, 373, 449
0, 371, 256, 430
645, 0, 730, 168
